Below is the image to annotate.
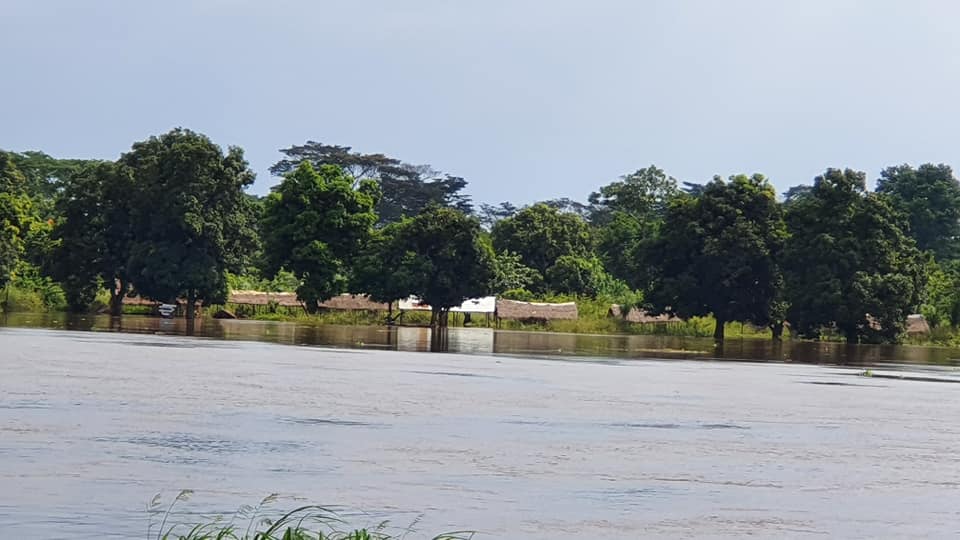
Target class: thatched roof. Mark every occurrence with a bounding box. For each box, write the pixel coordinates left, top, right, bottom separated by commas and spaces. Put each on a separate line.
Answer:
318, 294, 389, 311
228, 291, 302, 307
608, 304, 681, 324
496, 299, 578, 321
906, 314, 930, 335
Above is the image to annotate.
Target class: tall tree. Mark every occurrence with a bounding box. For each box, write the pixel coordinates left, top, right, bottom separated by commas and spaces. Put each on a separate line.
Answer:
645, 174, 787, 341
784, 168, 924, 343
271, 142, 471, 225
121, 129, 257, 320
588, 165, 679, 226
589, 166, 680, 285
371, 206, 494, 326
876, 163, 960, 259
477, 201, 518, 229
262, 162, 380, 310
490, 203, 594, 290
49, 161, 135, 313
0, 154, 32, 293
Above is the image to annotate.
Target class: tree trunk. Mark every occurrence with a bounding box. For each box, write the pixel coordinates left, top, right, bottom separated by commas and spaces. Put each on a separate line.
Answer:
186, 291, 196, 322
714, 315, 726, 342
844, 327, 858, 344
430, 307, 439, 328
109, 278, 126, 317
770, 321, 783, 341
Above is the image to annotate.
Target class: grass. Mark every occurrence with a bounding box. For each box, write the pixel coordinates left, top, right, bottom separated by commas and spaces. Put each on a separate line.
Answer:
149, 492, 474, 540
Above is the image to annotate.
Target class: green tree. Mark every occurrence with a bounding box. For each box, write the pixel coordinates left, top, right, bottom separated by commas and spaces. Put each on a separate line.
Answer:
876, 163, 960, 259
490, 203, 594, 290
121, 128, 257, 320
545, 255, 609, 297
784, 168, 924, 343
384, 206, 494, 326
489, 249, 541, 293
262, 162, 380, 311
645, 174, 787, 341
49, 161, 135, 313
919, 258, 960, 328
588, 165, 679, 226
0, 154, 32, 293
271, 142, 472, 224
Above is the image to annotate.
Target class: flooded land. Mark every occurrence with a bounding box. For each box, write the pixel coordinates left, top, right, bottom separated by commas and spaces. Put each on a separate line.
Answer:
2, 318, 960, 538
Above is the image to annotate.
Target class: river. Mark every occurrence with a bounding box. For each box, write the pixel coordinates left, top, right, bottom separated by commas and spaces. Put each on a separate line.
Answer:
1, 316, 960, 538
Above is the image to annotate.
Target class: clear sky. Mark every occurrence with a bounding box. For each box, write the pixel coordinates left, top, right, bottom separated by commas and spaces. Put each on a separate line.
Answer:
3, 1, 959, 204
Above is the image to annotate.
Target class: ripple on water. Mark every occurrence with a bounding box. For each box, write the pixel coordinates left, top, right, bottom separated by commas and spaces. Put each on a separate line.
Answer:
610, 422, 749, 430
94, 433, 303, 454
276, 416, 387, 428
0, 400, 52, 410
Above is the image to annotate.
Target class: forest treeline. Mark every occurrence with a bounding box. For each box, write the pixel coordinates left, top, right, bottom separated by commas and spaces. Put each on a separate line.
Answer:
2, 128, 959, 343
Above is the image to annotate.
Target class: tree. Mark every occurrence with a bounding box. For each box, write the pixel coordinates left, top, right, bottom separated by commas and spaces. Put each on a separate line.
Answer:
784, 168, 924, 343
876, 163, 960, 259
545, 255, 608, 297
477, 201, 519, 229
588, 165, 679, 226
271, 142, 472, 225
0, 154, 32, 293
379, 206, 494, 326
489, 249, 541, 293
121, 128, 257, 320
262, 162, 380, 310
48, 161, 136, 313
490, 203, 594, 290
645, 174, 787, 341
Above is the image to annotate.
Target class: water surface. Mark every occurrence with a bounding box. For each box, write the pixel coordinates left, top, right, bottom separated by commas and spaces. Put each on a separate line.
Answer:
2, 321, 960, 538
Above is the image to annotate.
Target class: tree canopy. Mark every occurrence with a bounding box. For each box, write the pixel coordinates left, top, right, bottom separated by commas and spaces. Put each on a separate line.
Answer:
121, 128, 257, 318
876, 163, 960, 260
262, 162, 380, 310
644, 174, 786, 341
271, 141, 471, 225
490, 203, 594, 291
364, 206, 494, 325
784, 168, 924, 343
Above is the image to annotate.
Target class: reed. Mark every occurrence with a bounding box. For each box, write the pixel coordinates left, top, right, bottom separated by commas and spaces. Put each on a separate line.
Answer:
148, 492, 474, 540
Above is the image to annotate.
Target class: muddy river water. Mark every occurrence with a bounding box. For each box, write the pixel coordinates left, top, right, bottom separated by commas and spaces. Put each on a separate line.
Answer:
1, 318, 960, 538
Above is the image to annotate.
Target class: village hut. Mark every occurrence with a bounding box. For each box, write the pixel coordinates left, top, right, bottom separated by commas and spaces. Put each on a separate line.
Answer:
228, 290, 302, 307
495, 298, 578, 325
318, 294, 389, 311
906, 314, 931, 335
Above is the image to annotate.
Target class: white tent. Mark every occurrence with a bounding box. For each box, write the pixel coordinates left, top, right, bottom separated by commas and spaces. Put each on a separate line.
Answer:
399, 296, 496, 314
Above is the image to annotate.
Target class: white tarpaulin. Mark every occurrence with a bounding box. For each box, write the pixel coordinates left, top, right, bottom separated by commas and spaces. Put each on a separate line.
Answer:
451, 296, 496, 314
399, 296, 496, 314
399, 296, 431, 311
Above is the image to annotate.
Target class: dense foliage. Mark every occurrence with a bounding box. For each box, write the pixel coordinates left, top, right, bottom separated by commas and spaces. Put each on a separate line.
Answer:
3, 132, 954, 341
644, 175, 786, 340
262, 162, 379, 310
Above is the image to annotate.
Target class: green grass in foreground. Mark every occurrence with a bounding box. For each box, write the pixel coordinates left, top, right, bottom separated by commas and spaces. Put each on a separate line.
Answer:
149, 492, 474, 540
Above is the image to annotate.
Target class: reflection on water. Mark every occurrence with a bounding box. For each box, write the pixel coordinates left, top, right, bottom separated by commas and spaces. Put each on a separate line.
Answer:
3, 312, 960, 366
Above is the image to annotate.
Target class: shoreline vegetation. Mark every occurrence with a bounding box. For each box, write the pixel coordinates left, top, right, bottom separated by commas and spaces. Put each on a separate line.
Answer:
4, 284, 955, 348
4, 133, 960, 346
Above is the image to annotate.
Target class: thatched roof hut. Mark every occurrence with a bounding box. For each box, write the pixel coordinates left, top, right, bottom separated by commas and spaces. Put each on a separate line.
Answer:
608, 304, 681, 324
227, 291, 302, 307
318, 294, 389, 311
496, 299, 578, 321
906, 314, 931, 335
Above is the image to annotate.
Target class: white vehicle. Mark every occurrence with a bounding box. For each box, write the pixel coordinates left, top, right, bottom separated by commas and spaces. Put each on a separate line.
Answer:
157, 303, 177, 318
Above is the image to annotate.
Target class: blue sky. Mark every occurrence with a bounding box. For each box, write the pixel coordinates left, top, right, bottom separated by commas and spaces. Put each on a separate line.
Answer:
3, 1, 959, 204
